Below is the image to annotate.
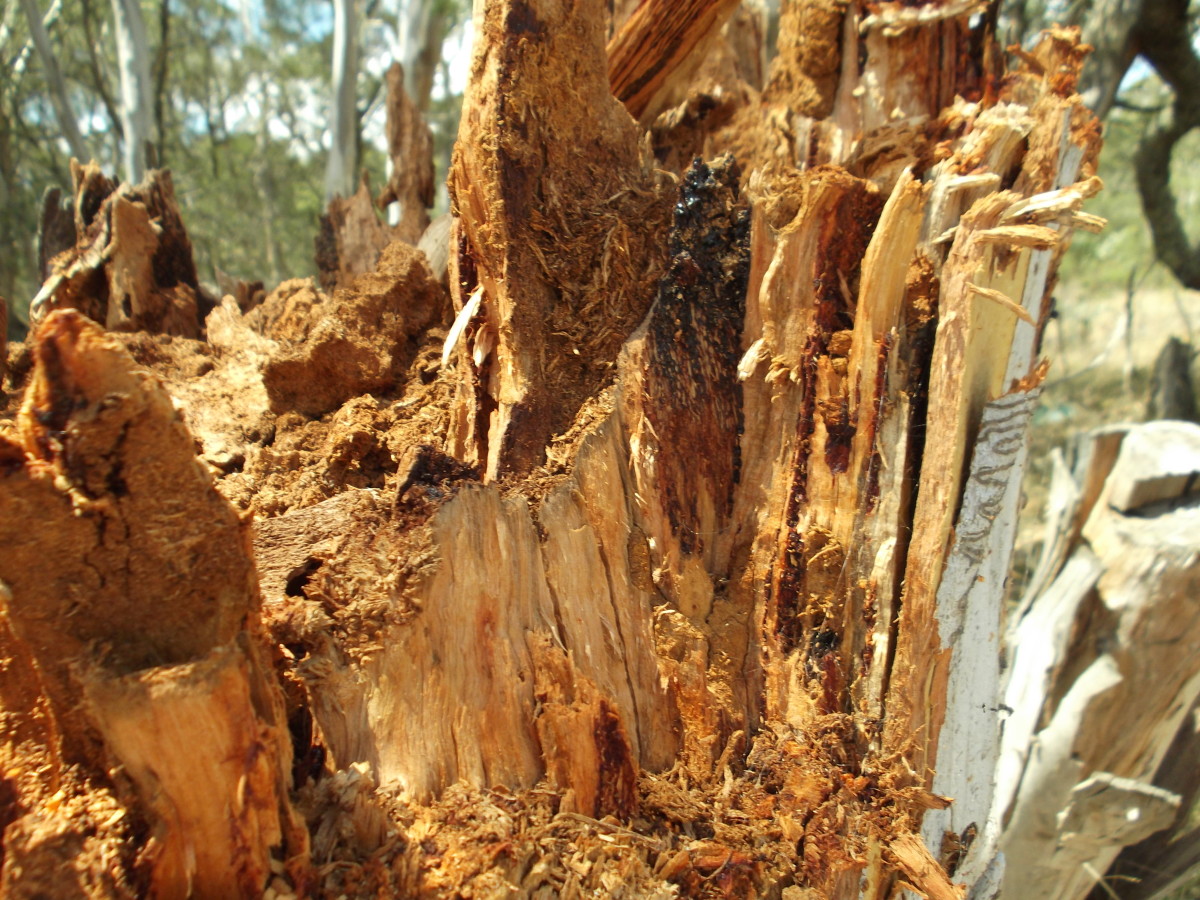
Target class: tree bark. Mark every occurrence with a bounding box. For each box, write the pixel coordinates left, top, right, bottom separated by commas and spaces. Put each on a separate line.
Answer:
29, 162, 208, 336
377, 62, 433, 246
0, 3, 1107, 898
1146, 335, 1198, 423
396, 0, 449, 113
325, 0, 360, 203
111, 0, 155, 183
1130, 0, 1200, 291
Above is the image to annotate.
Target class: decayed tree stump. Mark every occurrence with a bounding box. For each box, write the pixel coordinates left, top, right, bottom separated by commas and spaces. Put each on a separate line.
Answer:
0, 2, 1109, 898
29, 161, 210, 338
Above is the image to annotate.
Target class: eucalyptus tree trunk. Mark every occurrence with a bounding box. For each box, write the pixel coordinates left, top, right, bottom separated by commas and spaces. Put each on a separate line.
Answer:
0, 2, 1110, 899
111, 0, 154, 182
325, 0, 360, 203
396, 0, 450, 113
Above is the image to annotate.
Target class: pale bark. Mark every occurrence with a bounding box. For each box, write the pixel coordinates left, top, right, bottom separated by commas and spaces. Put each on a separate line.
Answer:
396, 0, 448, 113
1105, 696, 1200, 897
998, 422, 1200, 900
111, 0, 154, 183
325, 0, 360, 203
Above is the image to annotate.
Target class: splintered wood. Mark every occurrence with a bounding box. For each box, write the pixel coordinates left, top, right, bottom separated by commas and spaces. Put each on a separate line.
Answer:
448, 0, 671, 478
607, 0, 743, 122
0, 313, 308, 898
998, 423, 1200, 900
0, 2, 1108, 898
29, 162, 210, 337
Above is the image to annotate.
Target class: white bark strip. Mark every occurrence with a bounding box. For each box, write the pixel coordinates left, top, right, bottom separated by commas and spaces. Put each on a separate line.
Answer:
922, 384, 1041, 882
111, 0, 154, 183
1004, 112, 1086, 388
325, 0, 360, 202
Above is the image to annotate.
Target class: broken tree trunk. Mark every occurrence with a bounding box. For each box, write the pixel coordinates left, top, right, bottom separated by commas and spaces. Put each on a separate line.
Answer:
0, 312, 309, 898
316, 66, 436, 293
998, 422, 1200, 900
1, 2, 1110, 898
377, 61, 434, 247
29, 161, 211, 338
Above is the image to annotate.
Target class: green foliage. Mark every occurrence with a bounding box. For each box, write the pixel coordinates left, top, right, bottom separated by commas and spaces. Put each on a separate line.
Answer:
4, 0, 1185, 346
1058, 73, 1200, 295
1, 0, 112, 334
1, 0, 470, 342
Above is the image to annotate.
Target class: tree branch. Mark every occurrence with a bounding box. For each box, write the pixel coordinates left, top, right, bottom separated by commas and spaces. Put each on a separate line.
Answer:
1131, 0, 1200, 289
1113, 97, 1168, 113
18, 0, 88, 161
1073, 0, 1143, 118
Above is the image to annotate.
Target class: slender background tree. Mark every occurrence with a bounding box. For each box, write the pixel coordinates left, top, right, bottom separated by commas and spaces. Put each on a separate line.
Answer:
0, 0, 471, 339
13, 0, 1188, 339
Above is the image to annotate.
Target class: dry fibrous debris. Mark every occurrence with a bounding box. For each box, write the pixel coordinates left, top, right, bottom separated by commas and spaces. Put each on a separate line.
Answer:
0, 3, 1111, 899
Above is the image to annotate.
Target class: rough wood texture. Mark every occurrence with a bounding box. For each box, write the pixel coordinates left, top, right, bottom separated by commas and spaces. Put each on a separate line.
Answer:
377, 62, 434, 246
998, 422, 1200, 900
30, 162, 208, 338
0, 312, 308, 898
448, 0, 671, 478
763, 0, 845, 119
0, 4, 1111, 899
315, 177, 393, 293
1103, 694, 1200, 898
607, 0, 742, 122
263, 241, 445, 417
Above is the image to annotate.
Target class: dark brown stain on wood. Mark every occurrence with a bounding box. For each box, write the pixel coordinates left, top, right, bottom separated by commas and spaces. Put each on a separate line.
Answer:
643, 155, 750, 556
593, 697, 639, 818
